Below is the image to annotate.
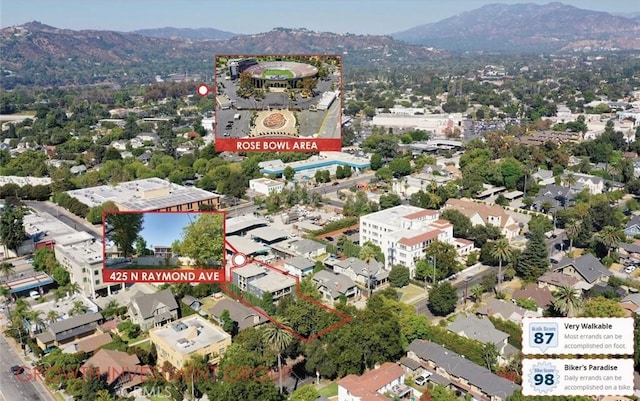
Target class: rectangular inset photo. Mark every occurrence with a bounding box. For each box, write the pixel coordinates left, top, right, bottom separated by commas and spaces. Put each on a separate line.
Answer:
213, 54, 343, 152
102, 211, 226, 283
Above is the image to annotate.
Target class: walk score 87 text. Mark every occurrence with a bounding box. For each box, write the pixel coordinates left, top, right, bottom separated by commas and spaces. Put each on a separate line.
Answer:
103, 269, 225, 283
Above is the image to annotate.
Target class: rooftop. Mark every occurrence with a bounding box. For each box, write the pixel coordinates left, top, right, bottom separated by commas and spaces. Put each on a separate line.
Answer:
66, 177, 219, 211
250, 177, 283, 187
23, 211, 82, 243
250, 270, 297, 293
56, 239, 103, 266
260, 152, 370, 174
226, 215, 268, 235
150, 315, 230, 355
0, 175, 52, 187
225, 236, 268, 256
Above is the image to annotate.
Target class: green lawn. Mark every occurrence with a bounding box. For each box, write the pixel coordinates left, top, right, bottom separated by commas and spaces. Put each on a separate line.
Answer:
263, 69, 294, 78
397, 283, 427, 303
318, 382, 338, 397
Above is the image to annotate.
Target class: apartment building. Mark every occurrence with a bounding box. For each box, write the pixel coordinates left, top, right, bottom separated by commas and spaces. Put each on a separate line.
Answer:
359, 205, 456, 278
150, 315, 231, 369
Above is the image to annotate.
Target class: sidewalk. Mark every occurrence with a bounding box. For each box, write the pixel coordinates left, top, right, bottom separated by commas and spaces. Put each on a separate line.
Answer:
2, 332, 58, 401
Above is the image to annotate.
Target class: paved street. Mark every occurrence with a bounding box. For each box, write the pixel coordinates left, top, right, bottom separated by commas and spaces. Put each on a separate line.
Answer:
0, 334, 55, 401
25, 201, 102, 238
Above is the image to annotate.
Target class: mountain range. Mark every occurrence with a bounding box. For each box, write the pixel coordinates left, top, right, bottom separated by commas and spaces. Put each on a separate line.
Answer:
391, 2, 640, 52
2, 2, 640, 89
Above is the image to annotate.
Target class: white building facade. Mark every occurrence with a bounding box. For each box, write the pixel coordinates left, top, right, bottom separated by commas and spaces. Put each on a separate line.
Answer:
249, 178, 284, 196
359, 205, 457, 278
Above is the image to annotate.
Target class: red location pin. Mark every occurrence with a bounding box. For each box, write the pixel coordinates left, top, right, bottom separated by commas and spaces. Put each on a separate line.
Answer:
197, 84, 210, 96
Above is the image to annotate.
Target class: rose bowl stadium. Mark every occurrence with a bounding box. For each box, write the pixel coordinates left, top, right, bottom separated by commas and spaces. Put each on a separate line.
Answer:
241, 60, 319, 89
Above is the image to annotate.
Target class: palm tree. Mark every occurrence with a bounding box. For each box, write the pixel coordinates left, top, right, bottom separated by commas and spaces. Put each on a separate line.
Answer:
64, 282, 81, 296
70, 300, 89, 316
565, 220, 581, 253
46, 310, 59, 325
470, 285, 484, 304
359, 243, 379, 297
0, 285, 10, 302
0, 262, 15, 280
490, 238, 513, 286
596, 226, 623, 257
53, 287, 66, 302
25, 310, 44, 335
563, 173, 577, 192
552, 284, 581, 317
262, 322, 293, 394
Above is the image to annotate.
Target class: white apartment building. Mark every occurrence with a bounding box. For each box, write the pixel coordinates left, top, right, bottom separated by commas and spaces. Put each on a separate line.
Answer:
359, 205, 456, 278
54, 233, 118, 299
249, 178, 284, 196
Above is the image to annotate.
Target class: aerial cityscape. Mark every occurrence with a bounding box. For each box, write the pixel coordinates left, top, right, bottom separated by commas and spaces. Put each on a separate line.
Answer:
1, 1, 640, 401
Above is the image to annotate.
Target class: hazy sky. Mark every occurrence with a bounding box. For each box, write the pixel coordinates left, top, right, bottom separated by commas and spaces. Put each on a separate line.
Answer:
1, 1, 637, 35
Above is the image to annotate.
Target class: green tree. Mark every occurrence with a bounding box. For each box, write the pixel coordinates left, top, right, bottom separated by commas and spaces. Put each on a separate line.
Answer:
490, 238, 513, 286
379, 193, 402, 210
565, 220, 581, 253
470, 285, 484, 303
135, 236, 152, 256
441, 209, 472, 238
580, 297, 625, 317
388, 265, 410, 288
52, 265, 70, 286
370, 153, 383, 171
283, 166, 295, 181
290, 385, 320, 401
172, 213, 224, 266
552, 285, 581, 317
104, 212, 144, 257
424, 240, 460, 281
0, 262, 15, 280
428, 282, 458, 316
596, 225, 623, 258
220, 309, 238, 336
262, 322, 293, 394
0, 205, 26, 254
515, 228, 549, 281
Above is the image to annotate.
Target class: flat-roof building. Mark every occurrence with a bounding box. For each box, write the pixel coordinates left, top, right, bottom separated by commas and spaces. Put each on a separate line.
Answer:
54, 236, 113, 299
150, 315, 231, 369
232, 263, 296, 301
66, 178, 220, 212
249, 178, 284, 196
259, 152, 369, 179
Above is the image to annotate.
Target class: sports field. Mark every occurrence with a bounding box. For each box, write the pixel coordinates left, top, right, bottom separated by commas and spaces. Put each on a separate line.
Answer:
263, 69, 294, 78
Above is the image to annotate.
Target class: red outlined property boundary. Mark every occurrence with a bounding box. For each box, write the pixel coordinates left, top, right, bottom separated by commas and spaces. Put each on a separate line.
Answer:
223, 238, 351, 342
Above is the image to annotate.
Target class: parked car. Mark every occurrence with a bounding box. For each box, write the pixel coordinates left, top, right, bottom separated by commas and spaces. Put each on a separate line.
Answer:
624, 265, 637, 274
414, 372, 432, 386
29, 290, 41, 300
11, 365, 24, 375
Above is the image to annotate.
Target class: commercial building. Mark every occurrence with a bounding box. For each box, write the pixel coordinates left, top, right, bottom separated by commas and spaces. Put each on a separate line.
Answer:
150, 315, 231, 369
66, 177, 220, 212
259, 152, 369, 180
360, 205, 461, 277
249, 178, 284, 196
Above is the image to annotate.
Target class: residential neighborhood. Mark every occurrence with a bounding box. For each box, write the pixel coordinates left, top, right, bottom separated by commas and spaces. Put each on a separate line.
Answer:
2, 2, 640, 400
